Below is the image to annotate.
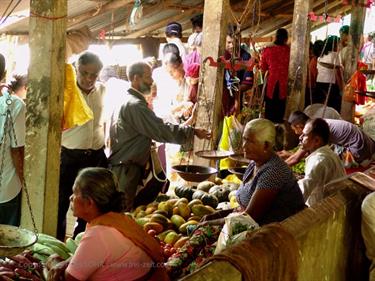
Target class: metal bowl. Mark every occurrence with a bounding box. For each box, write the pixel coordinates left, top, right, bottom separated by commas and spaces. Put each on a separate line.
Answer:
229, 153, 251, 164
195, 150, 235, 160
0, 224, 38, 257
172, 165, 217, 182
228, 167, 247, 180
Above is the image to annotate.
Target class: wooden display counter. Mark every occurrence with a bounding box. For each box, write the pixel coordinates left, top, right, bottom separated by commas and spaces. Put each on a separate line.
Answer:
180, 175, 372, 281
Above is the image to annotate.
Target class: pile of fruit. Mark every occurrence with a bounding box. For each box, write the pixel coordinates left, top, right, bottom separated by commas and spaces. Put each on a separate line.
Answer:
29, 233, 82, 263
0, 250, 44, 280
131, 180, 240, 262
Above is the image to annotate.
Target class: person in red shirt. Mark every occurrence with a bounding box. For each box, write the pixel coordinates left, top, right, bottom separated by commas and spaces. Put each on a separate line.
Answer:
260, 28, 290, 123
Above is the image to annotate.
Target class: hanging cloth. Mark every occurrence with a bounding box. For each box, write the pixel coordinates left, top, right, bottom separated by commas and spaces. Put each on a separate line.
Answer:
62, 64, 93, 130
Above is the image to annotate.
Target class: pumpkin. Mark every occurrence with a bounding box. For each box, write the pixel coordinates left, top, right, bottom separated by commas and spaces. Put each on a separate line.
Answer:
174, 185, 195, 200
208, 185, 231, 203
192, 190, 219, 208
196, 181, 215, 192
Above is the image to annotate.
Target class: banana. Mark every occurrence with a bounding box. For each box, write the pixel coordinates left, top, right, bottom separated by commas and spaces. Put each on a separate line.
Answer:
65, 238, 78, 254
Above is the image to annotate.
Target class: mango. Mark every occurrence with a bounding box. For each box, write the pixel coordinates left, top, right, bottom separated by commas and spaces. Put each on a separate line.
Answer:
153, 210, 169, 217
174, 236, 189, 249
187, 215, 201, 222
177, 202, 191, 220
170, 215, 186, 229
157, 230, 174, 241
150, 214, 169, 228
191, 205, 213, 217
179, 221, 198, 234
204, 205, 216, 214
145, 206, 157, 215
173, 198, 189, 207
144, 222, 164, 234
172, 206, 180, 216
164, 231, 179, 245
188, 199, 203, 209
135, 217, 150, 227
136, 210, 146, 218
158, 201, 172, 217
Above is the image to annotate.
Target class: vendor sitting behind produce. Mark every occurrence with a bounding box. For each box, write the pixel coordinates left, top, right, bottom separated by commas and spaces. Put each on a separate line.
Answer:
47, 167, 169, 281
283, 111, 375, 167
298, 118, 345, 203
202, 118, 305, 226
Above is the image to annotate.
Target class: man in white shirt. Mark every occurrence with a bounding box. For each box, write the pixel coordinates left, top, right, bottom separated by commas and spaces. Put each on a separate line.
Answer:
0, 53, 25, 226
298, 118, 345, 204
57, 52, 107, 240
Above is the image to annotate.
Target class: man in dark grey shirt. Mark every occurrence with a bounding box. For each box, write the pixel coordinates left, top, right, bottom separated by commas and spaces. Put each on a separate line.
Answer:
109, 61, 210, 211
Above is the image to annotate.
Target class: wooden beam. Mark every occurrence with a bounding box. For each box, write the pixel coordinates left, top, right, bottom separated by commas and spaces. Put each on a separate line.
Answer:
22, 0, 66, 236
341, 1, 366, 122
192, 0, 229, 167
124, 8, 200, 39
67, 0, 133, 29
285, 0, 313, 119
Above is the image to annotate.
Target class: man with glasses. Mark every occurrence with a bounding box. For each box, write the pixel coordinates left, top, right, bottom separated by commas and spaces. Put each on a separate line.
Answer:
57, 51, 107, 240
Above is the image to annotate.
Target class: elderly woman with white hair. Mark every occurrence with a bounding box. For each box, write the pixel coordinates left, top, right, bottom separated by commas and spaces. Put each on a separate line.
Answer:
203, 118, 305, 226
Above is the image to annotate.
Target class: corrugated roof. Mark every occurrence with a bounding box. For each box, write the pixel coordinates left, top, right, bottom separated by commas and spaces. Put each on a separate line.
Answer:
0, 0, 352, 39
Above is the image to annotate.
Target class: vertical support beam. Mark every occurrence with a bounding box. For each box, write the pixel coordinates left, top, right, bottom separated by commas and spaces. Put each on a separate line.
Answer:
141, 37, 160, 58
193, 0, 229, 166
285, 0, 312, 119
21, 0, 67, 236
341, 2, 366, 122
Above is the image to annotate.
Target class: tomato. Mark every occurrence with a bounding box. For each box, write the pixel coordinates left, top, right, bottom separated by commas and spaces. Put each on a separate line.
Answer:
147, 229, 157, 237
169, 247, 176, 254
163, 248, 171, 257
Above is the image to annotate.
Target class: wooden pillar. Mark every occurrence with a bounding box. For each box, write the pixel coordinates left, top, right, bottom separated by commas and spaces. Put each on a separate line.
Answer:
21, 0, 67, 236
192, 0, 229, 166
341, 2, 366, 122
285, 0, 312, 119
141, 37, 160, 58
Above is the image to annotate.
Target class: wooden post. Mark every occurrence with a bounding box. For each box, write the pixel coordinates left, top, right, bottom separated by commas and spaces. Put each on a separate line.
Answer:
21, 0, 67, 236
141, 37, 160, 58
341, 2, 366, 122
192, 0, 229, 166
285, 0, 312, 119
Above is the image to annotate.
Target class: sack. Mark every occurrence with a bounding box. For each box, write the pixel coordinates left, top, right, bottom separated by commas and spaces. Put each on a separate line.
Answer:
214, 212, 259, 254
133, 145, 170, 207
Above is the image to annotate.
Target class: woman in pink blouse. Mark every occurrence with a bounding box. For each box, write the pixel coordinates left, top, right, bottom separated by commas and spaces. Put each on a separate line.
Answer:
260, 28, 290, 124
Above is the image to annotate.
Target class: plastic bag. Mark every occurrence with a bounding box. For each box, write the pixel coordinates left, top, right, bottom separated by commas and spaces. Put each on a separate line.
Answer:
219, 115, 244, 170
63, 64, 93, 130
214, 212, 259, 254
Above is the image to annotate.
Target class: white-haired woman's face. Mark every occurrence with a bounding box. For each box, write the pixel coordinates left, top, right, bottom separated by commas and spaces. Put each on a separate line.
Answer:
242, 130, 264, 161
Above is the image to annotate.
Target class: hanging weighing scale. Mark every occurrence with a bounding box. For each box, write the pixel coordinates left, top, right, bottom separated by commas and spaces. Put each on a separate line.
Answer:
0, 88, 38, 257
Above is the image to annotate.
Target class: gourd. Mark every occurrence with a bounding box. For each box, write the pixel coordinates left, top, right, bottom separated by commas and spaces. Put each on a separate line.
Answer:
196, 181, 215, 192
174, 185, 195, 200
192, 190, 219, 208
208, 185, 231, 203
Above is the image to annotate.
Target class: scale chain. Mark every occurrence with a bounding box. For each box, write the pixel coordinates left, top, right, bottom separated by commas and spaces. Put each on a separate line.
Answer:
0, 94, 38, 236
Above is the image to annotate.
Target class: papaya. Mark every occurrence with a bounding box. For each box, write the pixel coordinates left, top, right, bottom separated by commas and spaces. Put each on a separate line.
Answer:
150, 214, 169, 228
187, 199, 203, 208
177, 202, 191, 220
179, 221, 199, 234
144, 222, 164, 234
164, 231, 179, 245
170, 215, 186, 229
174, 236, 189, 249
191, 205, 214, 217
